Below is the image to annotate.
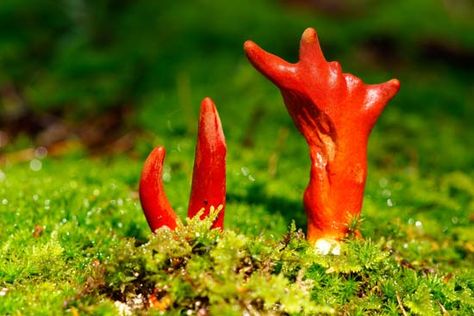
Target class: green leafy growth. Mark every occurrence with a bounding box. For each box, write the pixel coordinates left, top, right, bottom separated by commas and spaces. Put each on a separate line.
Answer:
67, 217, 474, 315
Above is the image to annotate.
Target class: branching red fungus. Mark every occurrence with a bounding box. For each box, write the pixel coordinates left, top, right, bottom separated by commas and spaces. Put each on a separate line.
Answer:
139, 97, 226, 232
244, 28, 400, 245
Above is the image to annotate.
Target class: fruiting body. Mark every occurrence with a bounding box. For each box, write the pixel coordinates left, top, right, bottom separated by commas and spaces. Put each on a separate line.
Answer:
139, 147, 178, 231
244, 28, 400, 243
139, 98, 226, 232
188, 98, 227, 229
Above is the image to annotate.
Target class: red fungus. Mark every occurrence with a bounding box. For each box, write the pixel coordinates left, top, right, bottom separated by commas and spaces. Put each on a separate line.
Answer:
244, 28, 400, 244
139, 146, 178, 231
139, 97, 226, 232
188, 97, 227, 229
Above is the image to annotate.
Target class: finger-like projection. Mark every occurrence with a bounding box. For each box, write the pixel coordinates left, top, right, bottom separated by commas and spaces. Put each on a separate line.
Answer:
139, 98, 226, 232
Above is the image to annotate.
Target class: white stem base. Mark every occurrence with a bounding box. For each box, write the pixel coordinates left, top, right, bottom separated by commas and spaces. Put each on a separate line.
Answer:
314, 238, 341, 255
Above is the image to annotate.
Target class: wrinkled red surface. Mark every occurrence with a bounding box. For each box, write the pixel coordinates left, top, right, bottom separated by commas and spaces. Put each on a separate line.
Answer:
139, 98, 226, 232
245, 28, 400, 242
188, 97, 227, 229
139, 147, 178, 231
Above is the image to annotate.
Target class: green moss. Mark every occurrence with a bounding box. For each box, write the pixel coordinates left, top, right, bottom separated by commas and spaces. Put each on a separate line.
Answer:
0, 142, 472, 314
63, 216, 472, 315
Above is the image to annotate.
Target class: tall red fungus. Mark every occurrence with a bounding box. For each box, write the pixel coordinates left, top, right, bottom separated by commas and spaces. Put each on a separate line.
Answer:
244, 28, 400, 244
188, 98, 227, 229
139, 97, 226, 232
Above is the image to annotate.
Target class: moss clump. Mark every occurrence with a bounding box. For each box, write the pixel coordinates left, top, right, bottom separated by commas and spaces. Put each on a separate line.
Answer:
67, 213, 473, 315
0, 152, 473, 315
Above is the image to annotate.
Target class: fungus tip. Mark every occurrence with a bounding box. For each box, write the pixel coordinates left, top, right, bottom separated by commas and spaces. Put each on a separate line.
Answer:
301, 27, 317, 44
383, 79, 401, 98
299, 27, 326, 64
243, 40, 256, 53
201, 96, 214, 107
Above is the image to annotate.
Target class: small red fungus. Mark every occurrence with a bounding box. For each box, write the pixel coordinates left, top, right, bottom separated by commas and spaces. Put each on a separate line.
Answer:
139, 97, 226, 232
139, 146, 178, 231
244, 28, 400, 244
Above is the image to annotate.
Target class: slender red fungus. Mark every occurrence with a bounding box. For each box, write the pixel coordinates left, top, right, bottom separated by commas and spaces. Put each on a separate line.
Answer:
244, 28, 400, 245
139, 147, 178, 231
139, 97, 227, 232
188, 97, 227, 229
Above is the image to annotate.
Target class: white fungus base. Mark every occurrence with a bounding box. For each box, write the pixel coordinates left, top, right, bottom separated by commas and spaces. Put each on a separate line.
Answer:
314, 238, 341, 256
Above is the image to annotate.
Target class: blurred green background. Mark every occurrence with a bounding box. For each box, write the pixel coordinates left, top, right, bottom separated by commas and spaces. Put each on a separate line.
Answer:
1, 0, 473, 232
1, 0, 472, 164
0, 0, 473, 232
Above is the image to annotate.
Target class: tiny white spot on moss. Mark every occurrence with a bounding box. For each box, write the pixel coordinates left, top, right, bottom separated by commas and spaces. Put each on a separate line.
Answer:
114, 301, 132, 316
314, 238, 341, 256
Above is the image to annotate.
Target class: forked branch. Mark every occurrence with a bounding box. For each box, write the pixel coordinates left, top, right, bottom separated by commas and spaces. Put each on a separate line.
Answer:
245, 28, 400, 244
